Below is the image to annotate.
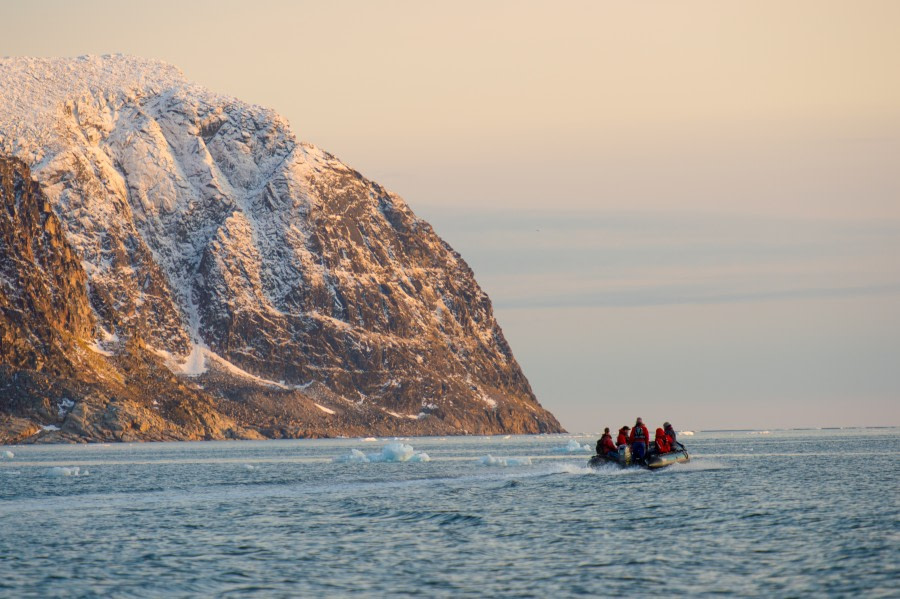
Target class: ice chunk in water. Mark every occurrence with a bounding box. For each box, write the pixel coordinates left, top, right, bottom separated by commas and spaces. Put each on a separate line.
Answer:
335, 443, 430, 463
1, 451, 13, 459
552, 439, 591, 453
47, 466, 87, 477
334, 449, 370, 463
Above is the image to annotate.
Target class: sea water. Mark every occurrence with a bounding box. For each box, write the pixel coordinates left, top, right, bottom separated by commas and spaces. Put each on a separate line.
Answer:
1, 429, 897, 597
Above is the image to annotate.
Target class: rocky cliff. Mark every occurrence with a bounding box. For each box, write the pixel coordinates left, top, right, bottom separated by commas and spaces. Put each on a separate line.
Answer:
0, 55, 562, 443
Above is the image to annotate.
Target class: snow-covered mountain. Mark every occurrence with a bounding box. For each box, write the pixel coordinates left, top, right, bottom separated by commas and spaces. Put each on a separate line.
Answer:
0, 55, 562, 442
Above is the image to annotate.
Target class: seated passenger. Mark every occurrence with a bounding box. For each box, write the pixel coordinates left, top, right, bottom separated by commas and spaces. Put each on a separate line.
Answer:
616, 426, 630, 447
597, 427, 617, 457
655, 427, 672, 453
663, 422, 682, 449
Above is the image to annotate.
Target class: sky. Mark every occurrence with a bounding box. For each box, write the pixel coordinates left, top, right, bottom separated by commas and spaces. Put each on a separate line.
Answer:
3, 0, 899, 430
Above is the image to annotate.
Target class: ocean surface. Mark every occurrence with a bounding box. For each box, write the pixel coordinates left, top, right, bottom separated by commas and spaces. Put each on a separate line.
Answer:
1, 428, 898, 598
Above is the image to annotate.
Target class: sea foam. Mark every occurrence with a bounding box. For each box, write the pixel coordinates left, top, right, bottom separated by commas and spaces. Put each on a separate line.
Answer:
662, 458, 728, 472
478, 455, 532, 467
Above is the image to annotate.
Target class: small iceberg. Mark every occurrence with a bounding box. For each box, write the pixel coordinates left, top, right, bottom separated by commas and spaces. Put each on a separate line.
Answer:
1, 451, 13, 459
338, 449, 371, 463
478, 455, 532, 467
47, 466, 88, 477
552, 439, 592, 453
334, 442, 430, 463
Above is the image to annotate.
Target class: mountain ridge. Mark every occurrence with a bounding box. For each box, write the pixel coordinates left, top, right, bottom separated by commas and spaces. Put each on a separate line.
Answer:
0, 55, 563, 443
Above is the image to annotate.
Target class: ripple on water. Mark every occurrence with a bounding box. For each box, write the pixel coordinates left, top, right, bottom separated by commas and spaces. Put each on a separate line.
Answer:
0, 431, 898, 597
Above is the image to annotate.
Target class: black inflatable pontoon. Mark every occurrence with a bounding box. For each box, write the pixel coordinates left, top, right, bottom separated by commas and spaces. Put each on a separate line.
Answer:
589, 444, 689, 470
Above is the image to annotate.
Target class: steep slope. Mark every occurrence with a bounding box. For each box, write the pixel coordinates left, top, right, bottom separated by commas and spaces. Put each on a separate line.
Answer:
0, 55, 563, 442
0, 157, 251, 443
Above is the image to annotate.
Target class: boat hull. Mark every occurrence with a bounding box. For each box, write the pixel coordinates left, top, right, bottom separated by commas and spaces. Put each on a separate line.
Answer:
588, 445, 689, 470
645, 448, 690, 469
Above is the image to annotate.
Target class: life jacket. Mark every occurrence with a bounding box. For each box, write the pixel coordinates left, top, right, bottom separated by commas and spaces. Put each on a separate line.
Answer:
616, 432, 628, 446
630, 424, 648, 444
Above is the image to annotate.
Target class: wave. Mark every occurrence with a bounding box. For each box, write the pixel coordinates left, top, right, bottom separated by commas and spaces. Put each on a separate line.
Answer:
347, 507, 485, 527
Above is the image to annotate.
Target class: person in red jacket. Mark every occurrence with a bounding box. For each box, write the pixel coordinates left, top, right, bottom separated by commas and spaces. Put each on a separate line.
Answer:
655, 427, 671, 454
629, 417, 650, 460
596, 427, 617, 457
616, 426, 630, 447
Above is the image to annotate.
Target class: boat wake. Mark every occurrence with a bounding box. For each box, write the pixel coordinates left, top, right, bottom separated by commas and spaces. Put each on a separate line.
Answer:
661, 458, 729, 472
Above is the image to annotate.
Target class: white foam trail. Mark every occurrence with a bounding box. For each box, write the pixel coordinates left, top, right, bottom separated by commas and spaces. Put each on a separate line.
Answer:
478, 455, 532, 467
551, 462, 595, 475
532, 461, 646, 477
663, 458, 729, 472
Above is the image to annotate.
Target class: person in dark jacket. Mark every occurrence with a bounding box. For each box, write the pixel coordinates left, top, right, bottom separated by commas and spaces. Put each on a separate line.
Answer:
597, 427, 617, 457
664, 422, 683, 449
629, 417, 650, 460
663, 422, 676, 443
616, 426, 630, 447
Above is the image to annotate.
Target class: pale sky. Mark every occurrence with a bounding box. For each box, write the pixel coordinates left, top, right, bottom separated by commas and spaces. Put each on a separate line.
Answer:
3, 0, 899, 430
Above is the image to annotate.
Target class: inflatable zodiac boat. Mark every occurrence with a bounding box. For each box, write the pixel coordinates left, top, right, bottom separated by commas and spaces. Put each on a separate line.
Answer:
588, 444, 690, 470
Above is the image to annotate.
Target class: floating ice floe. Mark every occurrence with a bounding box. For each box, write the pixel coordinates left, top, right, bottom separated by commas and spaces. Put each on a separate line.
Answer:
47, 466, 88, 477
334, 443, 430, 463
478, 455, 532, 467
243, 464, 258, 470
551, 439, 592, 453
1, 450, 14, 459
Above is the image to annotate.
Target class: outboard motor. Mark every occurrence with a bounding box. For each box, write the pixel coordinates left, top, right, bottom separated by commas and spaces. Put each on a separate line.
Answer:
617, 445, 632, 466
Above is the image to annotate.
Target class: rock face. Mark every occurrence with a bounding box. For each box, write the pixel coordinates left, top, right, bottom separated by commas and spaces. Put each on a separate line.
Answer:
0, 56, 563, 443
